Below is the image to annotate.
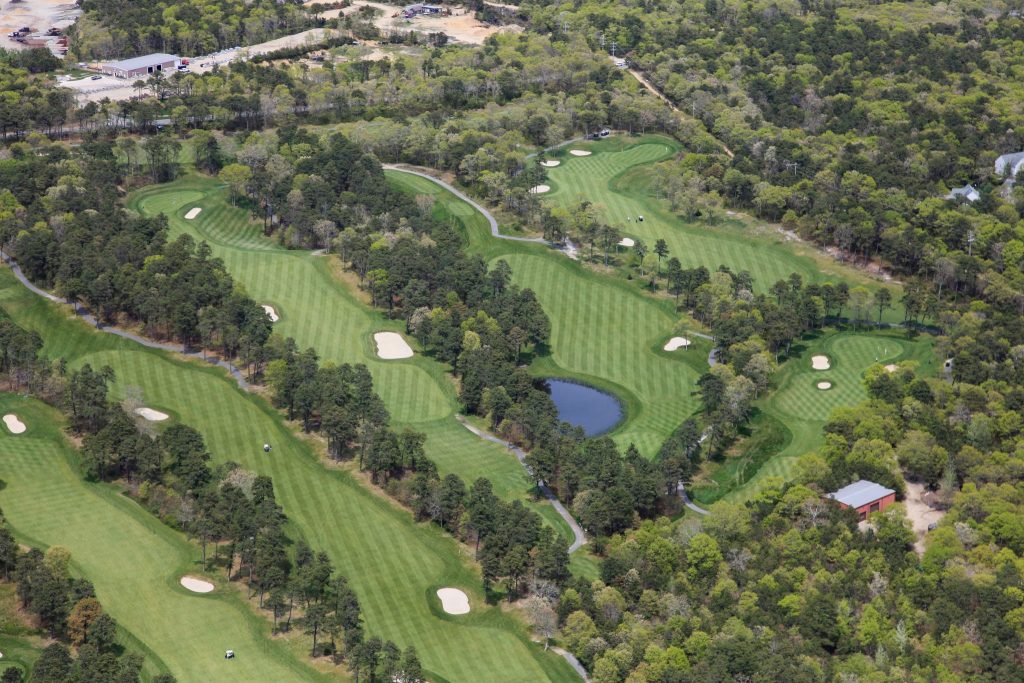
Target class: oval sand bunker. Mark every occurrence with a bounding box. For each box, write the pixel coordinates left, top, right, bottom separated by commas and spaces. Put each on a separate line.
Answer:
184, 207, 202, 220
530, 185, 551, 194
374, 332, 413, 360
817, 381, 832, 390
884, 364, 899, 373
436, 588, 470, 615
664, 337, 691, 351
569, 149, 592, 156
134, 407, 169, 422
262, 304, 279, 322
540, 160, 560, 167
811, 355, 831, 370
180, 576, 214, 593
3, 414, 26, 434
618, 237, 635, 248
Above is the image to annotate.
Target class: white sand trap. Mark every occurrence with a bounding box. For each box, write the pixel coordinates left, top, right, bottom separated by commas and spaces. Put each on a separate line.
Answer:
374, 332, 413, 360
530, 185, 551, 194
540, 160, 560, 167
569, 149, 592, 156
618, 237, 635, 248
184, 207, 202, 220
811, 355, 830, 370
436, 588, 470, 615
262, 304, 279, 322
884, 364, 899, 373
180, 576, 214, 593
134, 407, 169, 422
817, 381, 832, 390
664, 337, 691, 351
2, 414, 25, 434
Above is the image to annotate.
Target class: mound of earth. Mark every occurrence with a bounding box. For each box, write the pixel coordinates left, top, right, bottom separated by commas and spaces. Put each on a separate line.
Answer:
817, 381, 832, 390
374, 332, 413, 359
530, 185, 550, 194
180, 576, 214, 593
134, 407, 169, 422
262, 304, 279, 322
569, 149, 592, 156
2, 414, 25, 434
184, 208, 202, 219
540, 160, 560, 167
436, 588, 470, 615
664, 337, 691, 351
811, 355, 830, 370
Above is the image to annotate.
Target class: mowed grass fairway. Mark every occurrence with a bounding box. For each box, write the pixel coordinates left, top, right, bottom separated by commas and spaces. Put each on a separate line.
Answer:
127, 179, 572, 541
0, 270, 577, 683
713, 330, 935, 504
542, 135, 904, 320
0, 394, 329, 683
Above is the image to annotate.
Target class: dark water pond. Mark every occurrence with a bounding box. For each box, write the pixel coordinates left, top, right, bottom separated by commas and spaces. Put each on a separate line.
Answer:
545, 379, 623, 436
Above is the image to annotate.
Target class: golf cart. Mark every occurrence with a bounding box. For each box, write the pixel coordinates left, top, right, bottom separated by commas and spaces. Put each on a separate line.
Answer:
225, 650, 235, 659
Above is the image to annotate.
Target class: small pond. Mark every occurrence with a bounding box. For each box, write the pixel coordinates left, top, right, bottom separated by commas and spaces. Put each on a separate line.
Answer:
544, 379, 624, 436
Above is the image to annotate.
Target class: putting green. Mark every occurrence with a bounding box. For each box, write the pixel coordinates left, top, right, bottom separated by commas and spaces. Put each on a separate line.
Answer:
543, 135, 904, 319
0, 270, 577, 683
0, 394, 327, 683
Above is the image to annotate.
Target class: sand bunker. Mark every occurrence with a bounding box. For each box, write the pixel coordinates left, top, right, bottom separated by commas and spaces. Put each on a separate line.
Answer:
436, 588, 470, 615
134, 407, 169, 422
530, 185, 551, 194
180, 576, 214, 593
540, 160, 560, 167
664, 337, 691, 351
262, 304, 279, 322
884, 364, 899, 373
184, 208, 202, 220
2, 414, 25, 434
811, 355, 830, 370
817, 381, 832, 390
569, 149, 592, 157
618, 237, 635, 248
374, 332, 413, 360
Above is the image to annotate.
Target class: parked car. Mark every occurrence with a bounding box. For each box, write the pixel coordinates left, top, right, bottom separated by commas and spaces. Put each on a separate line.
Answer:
90, 75, 102, 80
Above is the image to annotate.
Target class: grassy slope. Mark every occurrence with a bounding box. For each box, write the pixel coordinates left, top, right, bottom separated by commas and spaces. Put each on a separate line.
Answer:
0, 270, 577, 683
127, 180, 572, 542
0, 393, 330, 683
543, 135, 905, 321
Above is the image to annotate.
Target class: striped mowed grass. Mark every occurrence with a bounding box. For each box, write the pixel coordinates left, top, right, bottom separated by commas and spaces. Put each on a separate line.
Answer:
542, 136, 904, 320
0, 270, 577, 683
0, 394, 330, 683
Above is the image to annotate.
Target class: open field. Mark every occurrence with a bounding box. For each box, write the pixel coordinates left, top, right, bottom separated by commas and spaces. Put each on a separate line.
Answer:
0, 268, 577, 683
541, 135, 906, 321
127, 178, 573, 542
0, 393, 329, 683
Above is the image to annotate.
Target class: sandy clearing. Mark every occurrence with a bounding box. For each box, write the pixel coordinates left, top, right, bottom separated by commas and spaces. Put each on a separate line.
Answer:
817, 381, 832, 390
1, 0, 80, 52
2, 414, 25, 434
134, 407, 169, 422
374, 331, 413, 359
184, 207, 202, 220
180, 576, 215, 593
569, 150, 592, 157
618, 237, 635, 247
540, 160, 560, 167
905, 481, 945, 554
262, 304, 279, 322
530, 184, 550, 194
664, 337, 691, 351
436, 587, 470, 614
884, 363, 899, 373
811, 355, 830, 370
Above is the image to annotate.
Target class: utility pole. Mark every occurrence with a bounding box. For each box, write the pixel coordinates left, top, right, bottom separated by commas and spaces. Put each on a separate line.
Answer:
967, 230, 975, 256
611, 41, 617, 56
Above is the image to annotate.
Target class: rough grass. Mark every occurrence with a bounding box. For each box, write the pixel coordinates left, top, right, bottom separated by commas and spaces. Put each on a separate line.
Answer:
0, 393, 327, 683
0, 270, 577, 683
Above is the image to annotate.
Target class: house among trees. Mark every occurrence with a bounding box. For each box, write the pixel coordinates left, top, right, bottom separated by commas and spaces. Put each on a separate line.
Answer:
995, 151, 1024, 178
945, 183, 980, 202
104, 53, 179, 79
828, 480, 896, 520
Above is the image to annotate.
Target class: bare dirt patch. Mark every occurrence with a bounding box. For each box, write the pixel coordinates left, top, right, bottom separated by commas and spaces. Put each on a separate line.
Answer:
1, 0, 80, 52
904, 481, 945, 554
